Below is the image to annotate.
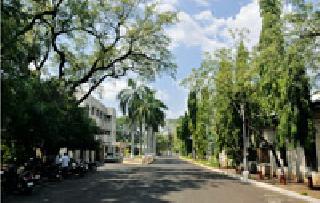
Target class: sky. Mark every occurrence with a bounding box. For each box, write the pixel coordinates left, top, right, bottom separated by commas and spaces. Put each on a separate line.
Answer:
98, 0, 263, 119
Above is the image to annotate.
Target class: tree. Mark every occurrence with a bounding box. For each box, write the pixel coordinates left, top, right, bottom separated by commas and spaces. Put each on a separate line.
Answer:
1, 77, 98, 163
257, 0, 284, 117
117, 79, 167, 154
181, 43, 257, 163
2, 0, 177, 103
116, 116, 131, 142
188, 91, 197, 132
2, 0, 177, 163
156, 133, 170, 154
193, 87, 210, 159
210, 49, 243, 164
142, 92, 167, 154
176, 112, 191, 156
117, 79, 145, 155
257, 0, 315, 152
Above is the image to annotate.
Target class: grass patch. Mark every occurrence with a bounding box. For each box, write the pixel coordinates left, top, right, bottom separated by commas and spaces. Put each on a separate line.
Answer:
300, 192, 308, 196
180, 156, 219, 168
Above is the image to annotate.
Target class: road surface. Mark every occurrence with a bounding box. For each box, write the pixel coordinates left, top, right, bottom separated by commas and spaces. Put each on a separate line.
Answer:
4, 157, 305, 203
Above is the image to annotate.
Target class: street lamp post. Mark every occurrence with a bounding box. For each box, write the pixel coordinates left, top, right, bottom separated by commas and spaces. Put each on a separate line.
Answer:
240, 104, 249, 181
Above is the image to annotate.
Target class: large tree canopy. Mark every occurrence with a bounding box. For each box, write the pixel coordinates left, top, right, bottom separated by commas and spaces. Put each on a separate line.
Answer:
1, 0, 177, 163
2, 0, 177, 103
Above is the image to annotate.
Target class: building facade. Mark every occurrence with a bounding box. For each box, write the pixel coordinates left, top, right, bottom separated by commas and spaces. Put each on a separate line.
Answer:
79, 95, 117, 161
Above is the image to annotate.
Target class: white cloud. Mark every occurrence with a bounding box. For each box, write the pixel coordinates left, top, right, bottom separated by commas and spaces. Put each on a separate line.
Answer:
167, 11, 226, 51
156, 0, 178, 12
166, 109, 185, 119
76, 78, 128, 102
222, 0, 262, 49
166, 0, 262, 52
194, 10, 214, 21
190, 0, 210, 7
100, 78, 128, 100
155, 89, 169, 102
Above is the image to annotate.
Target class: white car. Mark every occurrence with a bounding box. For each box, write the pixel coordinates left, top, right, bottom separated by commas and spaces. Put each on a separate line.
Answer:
104, 152, 123, 163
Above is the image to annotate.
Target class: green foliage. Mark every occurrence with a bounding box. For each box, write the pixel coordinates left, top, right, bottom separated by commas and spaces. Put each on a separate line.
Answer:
177, 0, 318, 166
1, 77, 98, 163
116, 116, 131, 142
176, 112, 191, 156
1, 0, 177, 164
2, 0, 177, 103
156, 133, 170, 153
211, 49, 243, 163
257, 0, 284, 115
193, 88, 210, 159
117, 79, 167, 153
188, 91, 197, 130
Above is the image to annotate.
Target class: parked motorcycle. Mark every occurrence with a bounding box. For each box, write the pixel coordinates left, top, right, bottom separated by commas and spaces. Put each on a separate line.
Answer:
88, 162, 97, 171
25, 158, 42, 185
42, 163, 63, 181
16, 169, 34, 194
69, 159, 87, 177
3, 164, 35, 195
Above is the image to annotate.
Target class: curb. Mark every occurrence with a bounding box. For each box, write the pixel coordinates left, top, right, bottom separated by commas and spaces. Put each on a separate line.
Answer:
180, 157, 319, 203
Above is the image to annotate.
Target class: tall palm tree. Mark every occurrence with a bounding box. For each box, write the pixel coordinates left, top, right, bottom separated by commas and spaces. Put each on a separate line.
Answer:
117, 79, 148, 157
117, 79, 167, 155
139, 90, 167, 154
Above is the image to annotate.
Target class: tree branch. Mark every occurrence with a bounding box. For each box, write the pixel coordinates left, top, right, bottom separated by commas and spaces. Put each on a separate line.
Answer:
36, 42, 50, 71
70, 28, 132, 92
130, 52, 162, 63
51, 26, 66, 79
76, 66, 130, 105
17, 0, 64, 37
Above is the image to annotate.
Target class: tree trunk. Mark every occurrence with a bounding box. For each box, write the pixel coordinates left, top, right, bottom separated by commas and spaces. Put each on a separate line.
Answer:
139, 121, 143, 156
153, 131, 156, 154
139, 116, 146, 156
131, 123, 135, 158
147, 126, 153, 154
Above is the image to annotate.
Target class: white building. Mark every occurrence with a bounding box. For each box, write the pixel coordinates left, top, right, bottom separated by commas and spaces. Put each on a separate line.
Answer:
78, 95, 117, 161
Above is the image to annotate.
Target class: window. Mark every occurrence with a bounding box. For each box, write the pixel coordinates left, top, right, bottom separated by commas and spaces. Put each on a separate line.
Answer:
104, 115, 112, 122
106, 131, 111, 135
96, 109, 99, 116
91, 107, 95, 115
107, 115, 112, 122
100, 111, 103, 119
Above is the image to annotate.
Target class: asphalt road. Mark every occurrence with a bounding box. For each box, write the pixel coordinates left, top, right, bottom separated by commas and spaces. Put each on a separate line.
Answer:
4, 157, 305, 203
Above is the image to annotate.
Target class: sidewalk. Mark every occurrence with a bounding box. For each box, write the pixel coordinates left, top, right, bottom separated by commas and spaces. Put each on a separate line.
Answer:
180, 156, 320, 202
123, 155, 155, 165
123, 157, 142, 165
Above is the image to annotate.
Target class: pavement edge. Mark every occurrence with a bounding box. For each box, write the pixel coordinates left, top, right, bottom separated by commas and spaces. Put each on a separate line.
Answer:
179, 157, 320, 203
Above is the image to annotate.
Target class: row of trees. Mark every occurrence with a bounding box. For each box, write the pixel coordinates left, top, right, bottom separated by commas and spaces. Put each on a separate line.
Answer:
117, 79, 167, 155
177, 0, 319, 167
2, 0, 176, 163
2, 77, 99, 163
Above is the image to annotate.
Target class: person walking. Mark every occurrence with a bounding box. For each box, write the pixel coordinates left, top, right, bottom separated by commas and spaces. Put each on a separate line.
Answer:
61, 153, 70, 177
55, 155, 61, 166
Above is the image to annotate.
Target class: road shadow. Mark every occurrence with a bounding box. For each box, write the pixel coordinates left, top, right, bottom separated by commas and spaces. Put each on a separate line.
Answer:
3, 158, 238, 203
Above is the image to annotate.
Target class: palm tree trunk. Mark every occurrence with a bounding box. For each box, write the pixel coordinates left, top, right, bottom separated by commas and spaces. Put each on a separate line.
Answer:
153, 131, 156, 154
147, 126, 153, 154
131, 123, 135, 158
139, 121, 142, 156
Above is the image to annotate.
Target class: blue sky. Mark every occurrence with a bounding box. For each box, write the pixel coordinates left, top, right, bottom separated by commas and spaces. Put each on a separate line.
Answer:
99, 0, 263, 119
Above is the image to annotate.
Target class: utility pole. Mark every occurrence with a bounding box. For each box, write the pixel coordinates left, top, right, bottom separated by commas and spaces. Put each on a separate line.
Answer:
240, 104, 248, 172
240, 104, 249, 182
